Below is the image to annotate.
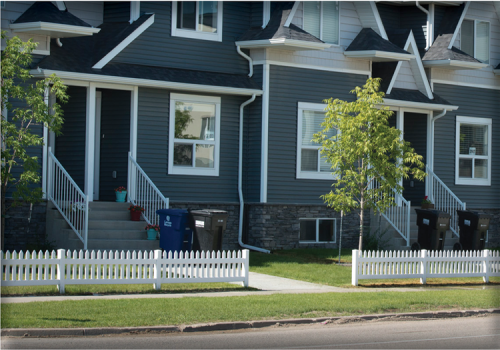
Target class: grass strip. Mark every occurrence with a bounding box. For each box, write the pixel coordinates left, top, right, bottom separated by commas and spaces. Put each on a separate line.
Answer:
2, 289, 499, 329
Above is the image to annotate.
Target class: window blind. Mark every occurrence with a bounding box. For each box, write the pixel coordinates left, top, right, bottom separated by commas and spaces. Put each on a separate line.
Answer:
303, 1, 321, 39
322, 2, 339, 45
475, 21, 489, 64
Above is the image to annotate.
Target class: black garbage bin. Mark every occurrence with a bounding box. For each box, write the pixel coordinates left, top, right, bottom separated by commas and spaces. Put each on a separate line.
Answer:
455, 210, 492, 250
412, 209, 450, 251
156, 209, 193, 254
188, 209, 228, 252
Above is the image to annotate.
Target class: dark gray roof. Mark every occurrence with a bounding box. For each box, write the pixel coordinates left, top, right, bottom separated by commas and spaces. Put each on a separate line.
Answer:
238, 2, 323, 43
346, 28, 410, 55
385, 89, 453, 106
372, 62, 398, 92
14, 1, 92, 28
422, 34, 481, 63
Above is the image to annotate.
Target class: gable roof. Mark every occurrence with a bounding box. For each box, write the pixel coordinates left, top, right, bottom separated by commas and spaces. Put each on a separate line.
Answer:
13, 1, 92, 28
384, 88, 457, 111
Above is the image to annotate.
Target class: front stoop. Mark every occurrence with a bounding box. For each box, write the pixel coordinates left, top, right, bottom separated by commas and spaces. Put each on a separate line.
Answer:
46, 201, 160, 252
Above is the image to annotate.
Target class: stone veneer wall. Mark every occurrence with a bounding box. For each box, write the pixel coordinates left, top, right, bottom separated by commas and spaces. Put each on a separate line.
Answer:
3, 200, 47, 252
469, 208, 500, 248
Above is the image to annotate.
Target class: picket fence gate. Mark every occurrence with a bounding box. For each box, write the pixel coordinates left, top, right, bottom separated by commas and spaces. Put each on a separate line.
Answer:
352, 249, 500, 286
1, 249, 249, 294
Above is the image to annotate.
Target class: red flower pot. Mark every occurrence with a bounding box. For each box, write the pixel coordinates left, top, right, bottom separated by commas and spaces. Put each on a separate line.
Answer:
130, 210, 141, 221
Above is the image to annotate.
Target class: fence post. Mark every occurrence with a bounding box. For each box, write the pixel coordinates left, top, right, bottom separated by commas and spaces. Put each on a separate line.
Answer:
153, 250, 162, 290
420, 249, 427, 285
242, 249, 249, 287
352, 250, 359, 286
57, 249, 66, 294
483, 249, 490, 283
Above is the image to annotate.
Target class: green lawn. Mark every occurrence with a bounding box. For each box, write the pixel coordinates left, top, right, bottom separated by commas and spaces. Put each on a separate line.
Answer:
2, 289, 499, 329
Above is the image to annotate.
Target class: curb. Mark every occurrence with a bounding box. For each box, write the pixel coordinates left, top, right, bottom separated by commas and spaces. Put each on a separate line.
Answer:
2, 308, 499, 338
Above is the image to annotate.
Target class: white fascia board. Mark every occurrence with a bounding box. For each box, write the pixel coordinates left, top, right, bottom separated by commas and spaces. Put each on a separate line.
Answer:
235, 39, 331, 50
406, 31, 434, 99
448, 1, 470, 49
10, 22, 100, 37
284, 2, 300, 28
383, 99, 458, 111
93, 14, 154, 69
30, 69, 263, 96
423, 60, 489, 69
370, 1, 388, 40
55, 1, 66, 11
344, 51, 414, 61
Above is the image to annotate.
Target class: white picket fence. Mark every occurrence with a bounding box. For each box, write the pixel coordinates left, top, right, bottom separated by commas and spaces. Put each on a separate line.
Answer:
1, 249, 249, 294
352, 249, 500, 286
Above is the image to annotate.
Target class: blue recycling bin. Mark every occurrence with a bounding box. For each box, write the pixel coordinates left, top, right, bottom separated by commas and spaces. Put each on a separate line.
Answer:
156, 209, 193, 253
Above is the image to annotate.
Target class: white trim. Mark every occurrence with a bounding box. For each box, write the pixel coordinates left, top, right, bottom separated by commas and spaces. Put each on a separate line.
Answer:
235, 39, 331, 51
251, 61, 371, 76
171, 1, 223, 42
84, 84, 97, 201
130, 86, 138, 159
296, 102, 338, 180
93, 91, 102, 200
431, 79, 500, 91
55, 1, 66, 11
423, 60, 488, 69
263, 1, 271, 28
427, 112, 434, 196
31, 69, 263, 96
93, 14, 154, 69
299, 218, 337, 244
428, 3, 435, 48
344, 51, 414, 61
387, 60, 403, 95
10, 22, 100, 37
42, 88, 49, 200
168, 93, 221, 177
448, 1, 470, 49
383, 99, 458, 111
370, 1, 388, 40
260, 63, 270, 203
130, 1, 141, 23
284, 1, 300, 28
455, 116, 492, 186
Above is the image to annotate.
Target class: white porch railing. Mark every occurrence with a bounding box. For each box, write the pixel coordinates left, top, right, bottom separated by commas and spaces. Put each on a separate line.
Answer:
369, 179, 411, 246
1, 249, 250, 293
426, 165, 466, 237
47, 148, 88, 249
352, 249, 500, 285
127, 153, 169, 226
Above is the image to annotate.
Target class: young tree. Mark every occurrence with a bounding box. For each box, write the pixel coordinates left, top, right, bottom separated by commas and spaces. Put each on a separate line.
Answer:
1, 31, 68, 249
313, 78, 426, 251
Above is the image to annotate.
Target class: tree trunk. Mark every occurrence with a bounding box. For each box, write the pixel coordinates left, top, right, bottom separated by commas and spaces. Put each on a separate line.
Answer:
1, 191, 5, 251
358, 198, 364, 251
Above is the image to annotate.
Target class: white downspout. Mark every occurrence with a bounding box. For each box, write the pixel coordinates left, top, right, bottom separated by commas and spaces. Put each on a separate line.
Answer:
427, 109, 447, 200
433, 109, 447, 121
236, 45, 253, 78
239, 94, 270, 254
56, 38, 63, 47
416, 1, 430, 50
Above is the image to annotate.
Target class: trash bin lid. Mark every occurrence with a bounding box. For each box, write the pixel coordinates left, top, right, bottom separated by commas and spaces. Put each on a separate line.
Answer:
190, 209, 228, 217
156, 208, 188, 216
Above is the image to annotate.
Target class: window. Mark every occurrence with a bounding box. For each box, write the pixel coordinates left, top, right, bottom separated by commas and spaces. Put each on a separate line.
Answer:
171, 1, 223, 42
168, 93, 221, 176
461, 19, 490, 64
299, 218, 336, 243
455, 116, 492, 186
303, 1, 340, 45
297, 102, 336, 180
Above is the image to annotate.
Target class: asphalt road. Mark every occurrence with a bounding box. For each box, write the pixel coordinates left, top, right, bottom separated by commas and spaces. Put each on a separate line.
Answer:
2, 315, 499, 349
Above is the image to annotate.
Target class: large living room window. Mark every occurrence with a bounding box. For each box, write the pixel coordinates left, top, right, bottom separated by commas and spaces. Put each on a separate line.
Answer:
171, 1, 223, 42
168, 93, 221, 176
303, 1, 340, 45
461, 19, 490, 64
455, 116, 491, 186
297, 102, 336, 180
299, 218, 336, 243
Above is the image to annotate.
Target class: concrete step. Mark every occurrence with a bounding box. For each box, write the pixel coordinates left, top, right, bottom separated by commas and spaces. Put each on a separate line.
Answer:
66, 238, 160, 252
88, 201, 131, 211
62, 229, 149, 240
87, 220, 146, 230
88, 210, 131, 221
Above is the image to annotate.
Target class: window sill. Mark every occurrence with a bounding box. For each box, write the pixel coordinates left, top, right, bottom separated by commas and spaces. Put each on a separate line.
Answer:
296, 171, 338, 180
168, 166, 219, 177
455, 178, 490, 186
172, 28, 222, 42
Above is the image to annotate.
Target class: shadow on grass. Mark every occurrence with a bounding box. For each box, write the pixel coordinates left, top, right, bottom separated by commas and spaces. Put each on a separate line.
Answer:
41, 318, 93, 323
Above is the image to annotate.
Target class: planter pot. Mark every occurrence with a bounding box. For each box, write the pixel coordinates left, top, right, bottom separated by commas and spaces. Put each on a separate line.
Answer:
130, 210, 142, 221
421, 203, 435, 210
115, 191, 127, 203
147, 229, 157, 240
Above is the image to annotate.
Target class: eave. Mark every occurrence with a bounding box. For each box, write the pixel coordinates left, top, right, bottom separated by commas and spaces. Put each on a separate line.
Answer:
10, 22, 100, 38
235, 39, 331, 51
423, 60, 488, 70
344, 50, 414, 62
382, 99, 459, 111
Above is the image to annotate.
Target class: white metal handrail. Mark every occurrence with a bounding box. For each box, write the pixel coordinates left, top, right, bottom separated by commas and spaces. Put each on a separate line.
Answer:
47, 148, 88, 249
369, 179, 411, 246
426, 165, 466, 237
127, 153, 169, 226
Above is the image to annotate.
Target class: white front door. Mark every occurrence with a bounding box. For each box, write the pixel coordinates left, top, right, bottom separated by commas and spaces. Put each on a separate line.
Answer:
93, 91, 102, 200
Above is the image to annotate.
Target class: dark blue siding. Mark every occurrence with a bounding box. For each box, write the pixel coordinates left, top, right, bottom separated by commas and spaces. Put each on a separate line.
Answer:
251, 2, 263, 28
112, 2, 251, 75
433, 84, 500, 208
136, 87, 249, 203
377, 3, 400, 31
434, 5, 447, 39
103, 2, 130, 23
402, 113, 427, 203
267, 65, 368, 204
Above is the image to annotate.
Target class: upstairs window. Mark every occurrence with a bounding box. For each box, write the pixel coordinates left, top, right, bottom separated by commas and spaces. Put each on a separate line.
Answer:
461, 19, 490, 64
303, 1, 340, 45
171, 1, 223, 42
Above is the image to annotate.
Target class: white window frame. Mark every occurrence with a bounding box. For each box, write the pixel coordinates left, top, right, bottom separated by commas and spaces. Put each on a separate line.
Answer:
168, 93, 221, 177
171, 1, 223, 42
302, 1, 340, 46
299, 218, 337, 244
460, 19, 490, 65
296, 102, 337, 180
455, 116, 492, 186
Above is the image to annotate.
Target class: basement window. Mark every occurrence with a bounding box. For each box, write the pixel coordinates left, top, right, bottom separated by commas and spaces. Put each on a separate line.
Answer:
299, 218, 336, 243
